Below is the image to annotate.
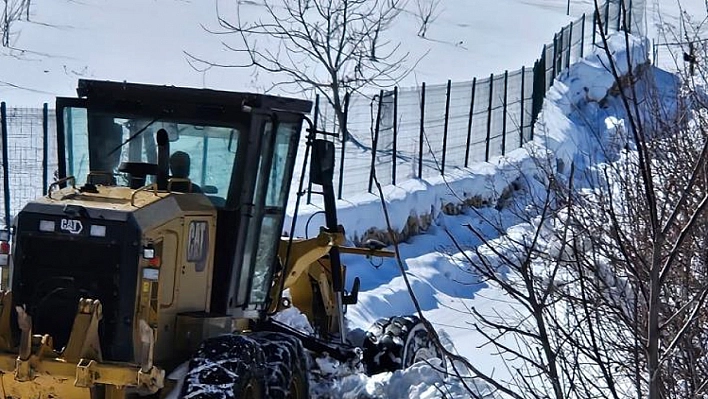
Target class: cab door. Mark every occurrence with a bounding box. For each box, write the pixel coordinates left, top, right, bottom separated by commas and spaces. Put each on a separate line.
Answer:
228, 112, 303, 315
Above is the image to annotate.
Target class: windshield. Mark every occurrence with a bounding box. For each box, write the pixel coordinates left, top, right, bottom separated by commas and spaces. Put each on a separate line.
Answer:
62, 108, 240, 198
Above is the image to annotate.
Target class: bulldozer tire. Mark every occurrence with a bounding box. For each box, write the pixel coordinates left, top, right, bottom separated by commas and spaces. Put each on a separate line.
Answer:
362, 315, 446, 375
181, 334, 266, 399
250, 331, 309, 399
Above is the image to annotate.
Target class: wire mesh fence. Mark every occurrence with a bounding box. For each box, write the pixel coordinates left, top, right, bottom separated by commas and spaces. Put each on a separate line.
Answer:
0, 0, 637, 218
597, 0, 645, 36
312, 6, 628, 200
0, 103, 57, 227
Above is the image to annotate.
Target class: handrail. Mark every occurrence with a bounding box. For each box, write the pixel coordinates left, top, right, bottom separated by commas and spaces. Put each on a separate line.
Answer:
130, 183, 159, 207
47, 176, 76, 199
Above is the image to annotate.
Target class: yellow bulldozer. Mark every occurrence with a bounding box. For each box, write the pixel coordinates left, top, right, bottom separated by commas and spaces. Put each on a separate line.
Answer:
0, 80, 443, 398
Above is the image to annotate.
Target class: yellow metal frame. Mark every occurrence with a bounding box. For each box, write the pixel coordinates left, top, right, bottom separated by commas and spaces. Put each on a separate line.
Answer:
271, 228, 394, 335
0, 292, 165, 399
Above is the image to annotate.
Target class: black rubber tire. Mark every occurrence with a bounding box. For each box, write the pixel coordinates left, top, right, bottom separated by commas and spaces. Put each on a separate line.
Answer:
362, 315, 446, 375
250, 331, 309, 399
181, 334, 266, 399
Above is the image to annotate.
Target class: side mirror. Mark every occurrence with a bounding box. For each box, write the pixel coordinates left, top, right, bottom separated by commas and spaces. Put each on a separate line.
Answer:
310, 139, 335, 186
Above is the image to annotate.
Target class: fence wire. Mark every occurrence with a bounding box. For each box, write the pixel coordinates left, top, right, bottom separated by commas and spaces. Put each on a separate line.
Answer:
318, 1, 635, 199
0, 105, 57, 226
0, 0, 636, 215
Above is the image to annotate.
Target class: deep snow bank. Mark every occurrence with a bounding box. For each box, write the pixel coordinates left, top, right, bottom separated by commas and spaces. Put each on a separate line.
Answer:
335, 32, 662, 398
287, 33, 652, 246
538, 33, 652, 169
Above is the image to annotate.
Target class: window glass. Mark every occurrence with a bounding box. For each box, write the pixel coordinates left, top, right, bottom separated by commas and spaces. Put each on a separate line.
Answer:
63, 107, 89, 186
265, 123, 300, 207
249, 215, 280, 304
64, 112, 240, 199
248, 121, 300, 305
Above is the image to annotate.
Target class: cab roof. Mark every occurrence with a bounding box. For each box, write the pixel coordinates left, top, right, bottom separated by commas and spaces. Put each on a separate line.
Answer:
76, 79, 313, 121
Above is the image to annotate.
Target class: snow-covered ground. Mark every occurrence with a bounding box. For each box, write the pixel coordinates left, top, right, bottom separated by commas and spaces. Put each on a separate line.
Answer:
289, 31, 656, 397
0, 0, 697, 108
1, 0, 576, 106
0, 0, 705, 398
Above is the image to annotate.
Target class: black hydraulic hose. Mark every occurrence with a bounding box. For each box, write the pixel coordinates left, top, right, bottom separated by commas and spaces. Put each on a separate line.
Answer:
304, 211, 325, 239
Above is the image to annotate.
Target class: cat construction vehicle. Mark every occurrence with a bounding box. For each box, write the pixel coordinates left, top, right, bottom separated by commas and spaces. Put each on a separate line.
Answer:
0, 79, 444, 398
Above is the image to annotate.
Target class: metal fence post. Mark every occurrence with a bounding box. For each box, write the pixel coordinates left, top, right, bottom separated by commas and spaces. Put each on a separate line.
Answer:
501, 71, 508, 156
392, 87, 398, 186
593, 10, 597, 45
338, 93, 349, 199
465, 77, 476, 167
552, 34, 558, 82
531, 55, 546, 140
539, 44, 547, 93
42, 103, 48, 195
520, 66, 526, 146
604, 1, 610, 35
66, 107, 74, 177
485, 74, 493, 162
0, 103, 9, 228
557, 29, 564, 74
418, 83, 426, 179
566, 21, 573, 69
307, 94, 320, 204
201, 136, 209, 187
652, 39, 657, 65
441, 79, 451, 174
368, 90, 383, 193
580, 13, 586, 58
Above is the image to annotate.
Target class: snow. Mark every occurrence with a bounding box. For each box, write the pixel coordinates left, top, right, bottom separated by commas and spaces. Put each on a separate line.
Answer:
325, 25, 657, 396
0, 0, 703, 398
271, 306, 315, 335
0, 0, 575, 107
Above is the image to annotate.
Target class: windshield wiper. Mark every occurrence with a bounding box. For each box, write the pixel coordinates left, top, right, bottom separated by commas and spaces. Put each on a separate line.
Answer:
107, 116, 162, 157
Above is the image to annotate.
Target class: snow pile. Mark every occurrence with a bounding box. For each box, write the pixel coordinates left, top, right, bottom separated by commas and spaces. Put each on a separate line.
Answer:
538, 33, 651, 169
334, 31, 665, 396
272, 307, 315, 335
291, 33, 651, 244
288, 151, 535, 241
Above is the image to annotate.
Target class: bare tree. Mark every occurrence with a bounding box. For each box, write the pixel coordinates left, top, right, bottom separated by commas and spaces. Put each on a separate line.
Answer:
415, 0, 440, 38
2, 0, 30, 47
439, 4, 708, 399
193, 0, 412, 144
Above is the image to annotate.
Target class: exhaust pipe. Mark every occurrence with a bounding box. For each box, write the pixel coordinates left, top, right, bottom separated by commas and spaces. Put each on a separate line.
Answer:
156, 128, 170, 190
